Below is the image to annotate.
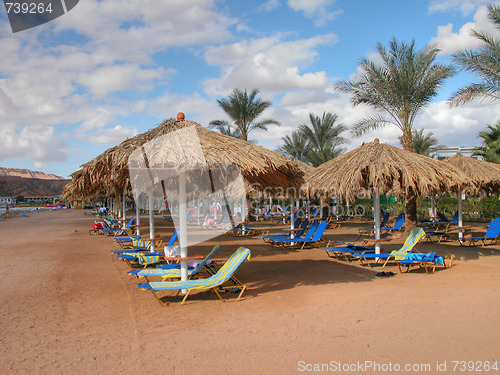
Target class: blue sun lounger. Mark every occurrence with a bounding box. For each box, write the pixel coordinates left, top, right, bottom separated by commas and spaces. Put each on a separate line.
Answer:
323, 243, 374, 261
351, 227, 426, 268
267, 220, 317, 245
464, 217, 500, 246
260, 219, 309, 243
138, 246, 251, 306
128, 243, 221, 281
99, 216, 136, 236
112, 229, 178, 255
272, 220, 329, 250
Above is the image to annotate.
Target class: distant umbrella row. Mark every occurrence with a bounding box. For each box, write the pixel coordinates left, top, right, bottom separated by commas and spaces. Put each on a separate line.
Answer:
64, 117, 500, 205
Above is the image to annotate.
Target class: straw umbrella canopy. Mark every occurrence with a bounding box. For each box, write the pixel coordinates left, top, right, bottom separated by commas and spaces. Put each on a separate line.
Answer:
305, 139, 472, 252
441, 153, 500, 193
440, 152, 500, 241
70, 118, 304, 196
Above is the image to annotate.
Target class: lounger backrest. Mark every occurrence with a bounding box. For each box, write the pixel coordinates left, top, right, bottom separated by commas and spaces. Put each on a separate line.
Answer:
191, 243, 221, 273
293, 217, 302, 228
310, 221, 328, 241
451, 211, 459, 224
186, 210, 194, 220
437, 212, 449, 222
392, 227, 425, 259
381, 211, 390, 227
485, 217, 500, 238
203, 247, 251, 286
393, 213, 405, 229
125, 216, 135, 228
302, 220, 318, 239
167, 230, 179, 246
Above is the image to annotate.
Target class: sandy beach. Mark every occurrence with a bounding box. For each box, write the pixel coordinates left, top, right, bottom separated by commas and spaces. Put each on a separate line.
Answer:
1, 209, 499, 374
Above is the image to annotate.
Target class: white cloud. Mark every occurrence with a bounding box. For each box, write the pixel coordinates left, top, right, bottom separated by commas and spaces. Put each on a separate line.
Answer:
88, 125, 138, 145
428, 0, 492, 15
77, 64, 173, 98
202, 34, 337, 95
431, 5, 499, 55
0, 123, 68, 163
259, 0, 281, 12
287, 0, 343, 27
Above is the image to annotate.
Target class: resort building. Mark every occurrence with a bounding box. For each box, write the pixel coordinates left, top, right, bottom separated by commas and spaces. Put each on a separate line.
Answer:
433, 147, 480, 160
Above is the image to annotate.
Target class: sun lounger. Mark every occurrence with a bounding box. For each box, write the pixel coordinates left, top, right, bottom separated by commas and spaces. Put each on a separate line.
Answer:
397, 252, 453, 274
355, 211, 390, 239
99, 216, 136, 236
464, 217, 500, 246
128, 243, 221, 281
260, 219, 309, 243
266, 220, 317, 245
137, 246, 251, 306
272, 220, 329, 250
352, 227, 425, 268
323, 243, 374, 261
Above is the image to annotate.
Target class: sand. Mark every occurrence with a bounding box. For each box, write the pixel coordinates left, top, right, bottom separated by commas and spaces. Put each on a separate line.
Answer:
0, 209, 499, 374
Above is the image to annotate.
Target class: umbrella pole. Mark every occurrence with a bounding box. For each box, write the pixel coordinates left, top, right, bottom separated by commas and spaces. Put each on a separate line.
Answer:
290, 200, 294, 237
148, 191, 155, 253
458, 190, 463, 243
122, 191, 126, 229
179, 172, 188, 290
374, 188, 381, 255
135, 196, 140, 236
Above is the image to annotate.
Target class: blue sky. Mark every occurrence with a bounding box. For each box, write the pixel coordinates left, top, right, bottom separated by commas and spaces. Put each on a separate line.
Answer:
1, 0, 499, 178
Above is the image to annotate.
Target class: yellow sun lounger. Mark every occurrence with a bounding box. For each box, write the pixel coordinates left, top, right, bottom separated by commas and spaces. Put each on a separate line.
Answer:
138, 246, 251, 306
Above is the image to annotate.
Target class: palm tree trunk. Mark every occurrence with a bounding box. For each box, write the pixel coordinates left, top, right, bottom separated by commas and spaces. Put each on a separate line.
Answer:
402, 131, 417, 232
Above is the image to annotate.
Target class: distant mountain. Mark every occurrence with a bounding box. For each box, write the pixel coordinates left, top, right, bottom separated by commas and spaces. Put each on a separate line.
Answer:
0, 168, 69, 196
0, 167, 66, 180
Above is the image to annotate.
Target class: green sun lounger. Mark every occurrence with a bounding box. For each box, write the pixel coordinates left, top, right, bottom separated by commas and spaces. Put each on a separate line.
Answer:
128, 243, 221, 281
138, 246, 251, 306
351, 227, 426, 268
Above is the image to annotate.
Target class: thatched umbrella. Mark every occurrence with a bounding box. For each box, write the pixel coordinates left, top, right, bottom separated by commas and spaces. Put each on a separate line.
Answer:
441, 153, 500, 241
67, 115, 305, 279
306, 139, 472, 253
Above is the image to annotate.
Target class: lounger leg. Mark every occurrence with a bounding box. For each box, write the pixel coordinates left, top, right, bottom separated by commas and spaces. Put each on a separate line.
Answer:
150, 290, 169, 307
180, 290, 192, 305
212, 288, 225, 302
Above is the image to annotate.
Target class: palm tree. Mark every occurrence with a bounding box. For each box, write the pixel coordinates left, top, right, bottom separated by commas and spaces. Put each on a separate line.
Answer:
299, 112, 347, 167
473, 121, 500, 163
210, 122, 242, 139
398, 129, 440, 156
449, 5, 500, 106
209, 88, 280, 141
336, 37, 455, 229
276, 130, 309, 163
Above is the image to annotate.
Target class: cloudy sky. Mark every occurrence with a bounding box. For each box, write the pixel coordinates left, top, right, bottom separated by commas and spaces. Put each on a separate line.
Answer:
1, 0, 499, 178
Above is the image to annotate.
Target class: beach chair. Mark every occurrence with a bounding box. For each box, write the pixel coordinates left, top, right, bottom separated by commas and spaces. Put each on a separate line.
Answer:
323, 244, 374, 261
260, 219, 309, 243
99, 216, 136, 236
128, 243, 221, 281
137, 246, 251, 306
267, 220, 317, 246
226, 222, 269, 237
464, 217, 500, 246
396, 252, 453, 274
355, 211, 390, 239
352, 227, 426, 268
273, 220, 329, 250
